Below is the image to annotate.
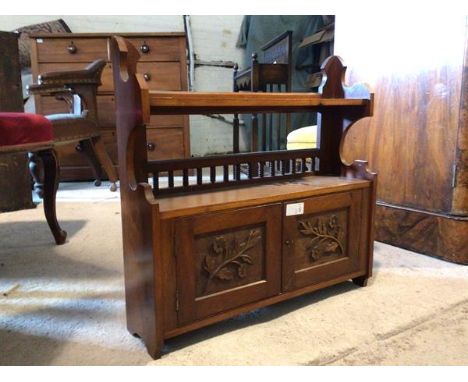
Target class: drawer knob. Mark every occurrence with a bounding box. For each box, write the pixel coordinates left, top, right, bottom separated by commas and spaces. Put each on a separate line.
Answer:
67, 42, 77, 54
143, 72, 152, 81
140, 42, 150, 54
147, 142, 155, 151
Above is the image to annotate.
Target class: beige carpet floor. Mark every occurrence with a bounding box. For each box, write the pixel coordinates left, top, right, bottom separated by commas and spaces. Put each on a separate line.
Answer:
0, 200, 467, 366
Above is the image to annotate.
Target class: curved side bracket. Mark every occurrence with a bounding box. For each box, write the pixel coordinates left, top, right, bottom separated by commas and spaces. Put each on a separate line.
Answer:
319, 55, 372, 103
111, 36, 150, 193
319, 55, 346, 98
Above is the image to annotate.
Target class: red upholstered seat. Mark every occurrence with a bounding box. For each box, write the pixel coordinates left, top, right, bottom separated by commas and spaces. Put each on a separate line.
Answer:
0, 112, 53, 147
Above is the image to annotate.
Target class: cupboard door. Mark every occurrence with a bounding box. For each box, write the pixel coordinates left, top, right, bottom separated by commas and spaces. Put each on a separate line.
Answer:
282, 190, 363, 292
175, 204, 282, 325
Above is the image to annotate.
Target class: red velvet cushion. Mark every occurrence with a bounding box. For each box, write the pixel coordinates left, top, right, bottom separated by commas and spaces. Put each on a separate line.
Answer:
0, 112, 53, 147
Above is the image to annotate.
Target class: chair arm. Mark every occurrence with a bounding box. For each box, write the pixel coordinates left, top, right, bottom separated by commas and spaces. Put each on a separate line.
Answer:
37, 59, 106, 87
27, 83, 72, 96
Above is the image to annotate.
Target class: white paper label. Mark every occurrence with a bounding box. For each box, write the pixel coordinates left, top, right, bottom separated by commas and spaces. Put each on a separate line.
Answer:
36, 38, 43, 43
286, 202, 304, 216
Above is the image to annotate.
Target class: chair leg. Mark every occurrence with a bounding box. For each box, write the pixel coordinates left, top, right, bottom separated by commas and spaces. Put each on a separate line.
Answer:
28, 152, 44, 198
37, 149, 67, 245
91, 136, 118, 192
77, 139, 104, 187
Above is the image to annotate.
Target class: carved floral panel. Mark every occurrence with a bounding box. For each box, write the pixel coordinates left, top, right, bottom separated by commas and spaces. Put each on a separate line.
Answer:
294, 209, 348, 269
194, 224, 265, 297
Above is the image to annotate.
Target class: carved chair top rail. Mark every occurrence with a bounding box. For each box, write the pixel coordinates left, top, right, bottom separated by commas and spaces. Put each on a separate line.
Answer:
261, 30, 292, 64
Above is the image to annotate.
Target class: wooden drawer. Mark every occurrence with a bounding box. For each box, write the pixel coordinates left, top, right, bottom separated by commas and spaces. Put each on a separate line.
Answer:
37, 62, 114, 93
149, 114, 186, 128
174, 204, 282, 325
34, 37, 109, 63
38, 95, 116, 128
146, 128, 185, 160
137, 62, 182, 91
126, 37, 183, 62
55, 128, 118, 168
282, 190, 364, 292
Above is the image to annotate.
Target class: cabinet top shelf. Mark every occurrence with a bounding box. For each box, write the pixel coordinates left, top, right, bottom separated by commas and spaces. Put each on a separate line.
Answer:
147, 91, 371, 115
157, 176, 370, 219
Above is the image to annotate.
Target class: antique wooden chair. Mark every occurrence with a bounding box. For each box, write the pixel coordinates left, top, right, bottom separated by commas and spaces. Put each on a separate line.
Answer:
0, 112, 66, 244
27, 59, 118, 196
233, 31, 292, 153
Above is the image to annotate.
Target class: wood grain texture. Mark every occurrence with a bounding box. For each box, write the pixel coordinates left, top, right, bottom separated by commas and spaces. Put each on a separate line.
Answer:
0, 31, 35, 212
336, 14, 466, 214
452, 23, 468, 215
156, 176, 370, 219
149, 91, 369, 114
375, 203, 468, 265
335, 14, 467, 264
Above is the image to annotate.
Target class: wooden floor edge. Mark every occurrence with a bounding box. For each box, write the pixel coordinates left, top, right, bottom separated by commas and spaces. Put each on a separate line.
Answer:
163, 270, 366, 340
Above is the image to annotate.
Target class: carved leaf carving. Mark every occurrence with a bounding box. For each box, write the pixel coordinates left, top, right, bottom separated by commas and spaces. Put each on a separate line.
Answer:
203, 229, 261, 293
299, 215, 345, 262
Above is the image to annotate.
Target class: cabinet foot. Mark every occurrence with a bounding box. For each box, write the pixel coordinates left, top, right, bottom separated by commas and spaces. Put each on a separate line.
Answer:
146, 340, 163, 360
352, 275, 369, 287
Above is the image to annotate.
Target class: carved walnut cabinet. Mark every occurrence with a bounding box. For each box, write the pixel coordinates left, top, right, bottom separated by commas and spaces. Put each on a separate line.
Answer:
155, 181, 373, 340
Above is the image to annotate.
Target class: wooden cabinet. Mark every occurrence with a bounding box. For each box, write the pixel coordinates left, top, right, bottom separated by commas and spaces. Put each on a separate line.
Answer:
172, 188, 370, 328
335, 14, 468, 264
111, 36, 376, 359
30, 32, 190, 181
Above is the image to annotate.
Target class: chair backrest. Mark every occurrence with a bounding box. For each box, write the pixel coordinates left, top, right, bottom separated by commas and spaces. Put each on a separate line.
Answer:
261, 31, 292, 65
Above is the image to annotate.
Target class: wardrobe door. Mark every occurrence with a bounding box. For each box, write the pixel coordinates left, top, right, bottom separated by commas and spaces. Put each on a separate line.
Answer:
282, 190, 363, 292
175, 204, 282, 325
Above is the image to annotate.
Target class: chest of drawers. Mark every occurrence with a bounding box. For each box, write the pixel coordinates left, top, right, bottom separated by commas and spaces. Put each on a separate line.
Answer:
30, 32, 190, 181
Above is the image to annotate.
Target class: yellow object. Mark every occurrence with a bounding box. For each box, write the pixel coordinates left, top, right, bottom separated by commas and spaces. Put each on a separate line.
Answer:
286, 125, 318, 150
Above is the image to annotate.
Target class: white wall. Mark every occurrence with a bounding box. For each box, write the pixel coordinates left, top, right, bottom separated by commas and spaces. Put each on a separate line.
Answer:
0, 15, 246, 156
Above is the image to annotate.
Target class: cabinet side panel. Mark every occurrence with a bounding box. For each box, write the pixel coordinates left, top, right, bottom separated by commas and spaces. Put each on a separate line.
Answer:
452, 18, 468, 215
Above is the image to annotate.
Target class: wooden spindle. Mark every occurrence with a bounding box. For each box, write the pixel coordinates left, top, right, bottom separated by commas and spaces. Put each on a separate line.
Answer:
197, 167, 203, 185
235, 164, 241, 180
168, 170, 174, 188
153, 172, 159, 190
223, 165, 229, 183
210, 166, 216, 183
183, 168, 189, 188
268, 85, 273, 150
